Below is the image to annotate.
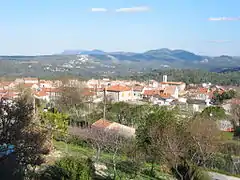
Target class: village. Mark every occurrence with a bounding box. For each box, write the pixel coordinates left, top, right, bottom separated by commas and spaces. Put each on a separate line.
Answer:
0, 75, 238, 133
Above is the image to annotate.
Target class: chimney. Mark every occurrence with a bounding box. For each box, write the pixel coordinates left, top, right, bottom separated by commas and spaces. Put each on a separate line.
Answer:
163, 75, 167, 82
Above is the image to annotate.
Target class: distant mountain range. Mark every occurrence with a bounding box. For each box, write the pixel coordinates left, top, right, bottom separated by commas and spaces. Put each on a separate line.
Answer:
211, 67, 240, 73
61, 48, 205, 62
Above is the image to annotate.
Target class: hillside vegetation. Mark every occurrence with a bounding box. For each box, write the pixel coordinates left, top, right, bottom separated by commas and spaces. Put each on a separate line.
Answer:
129, 69, 240, 85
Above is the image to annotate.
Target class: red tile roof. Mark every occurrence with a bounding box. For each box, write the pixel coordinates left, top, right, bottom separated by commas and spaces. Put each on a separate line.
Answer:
42, 88, 61, 93
143, 90, 160, 96
106, 85, 131, 92
164, 86, 177, 95
198, 88, 208, 94
91, 119, 112, 129
133, 85, 144, 91
23, 83, 37, 88
35, 91, 48, 97
159, 93, 171, 98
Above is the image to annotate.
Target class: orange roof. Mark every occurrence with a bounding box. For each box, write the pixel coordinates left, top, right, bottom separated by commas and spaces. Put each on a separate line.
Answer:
133, 85, 144, 91
143, 90, 161, 96
35, 91, 48, 97
91, 119, 112, 129
159, 93, 171, 98
24, 83, 37, 87
198, 88, 208, 94
82, 90, 96, 96
164, 86, 177, 95
160, 81, 184, 85
106, 85, 131, 92
42, 88, 61, 93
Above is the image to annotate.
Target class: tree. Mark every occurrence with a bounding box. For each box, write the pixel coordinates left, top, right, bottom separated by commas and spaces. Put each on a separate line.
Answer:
231, 104, 240, 138
200, 106, 226, 120
136, 107, 221, 180
0, 93, 50, 178
39, 111, 69, 141
136, 107, 177, 176
55, 79, 86, 112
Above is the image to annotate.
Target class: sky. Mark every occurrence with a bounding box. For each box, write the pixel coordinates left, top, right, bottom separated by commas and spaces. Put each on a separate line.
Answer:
0, 0, 240, 56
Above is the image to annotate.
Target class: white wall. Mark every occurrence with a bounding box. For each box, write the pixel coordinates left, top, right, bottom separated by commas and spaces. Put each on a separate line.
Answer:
119, 90, 133, 101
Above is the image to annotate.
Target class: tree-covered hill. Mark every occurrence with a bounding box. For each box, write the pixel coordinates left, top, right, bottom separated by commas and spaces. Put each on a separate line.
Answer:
129, 69, 240, 85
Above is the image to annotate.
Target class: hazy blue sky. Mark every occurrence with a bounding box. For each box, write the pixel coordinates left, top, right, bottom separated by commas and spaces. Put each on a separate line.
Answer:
0, 0, 239, 56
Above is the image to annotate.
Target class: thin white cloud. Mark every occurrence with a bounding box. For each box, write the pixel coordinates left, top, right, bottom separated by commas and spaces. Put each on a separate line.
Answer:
91, 8, 108, 12
207, 40, 231, 43
115, 6, 150, 13
208, 17, 240, 21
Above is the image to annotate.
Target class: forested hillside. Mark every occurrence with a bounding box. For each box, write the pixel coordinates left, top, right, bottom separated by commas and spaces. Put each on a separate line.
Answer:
129, 69, 240, 85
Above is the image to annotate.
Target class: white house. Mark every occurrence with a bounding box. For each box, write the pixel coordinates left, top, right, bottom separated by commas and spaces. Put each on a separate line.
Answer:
23, 78, 39, 84
39, 80, 53, 88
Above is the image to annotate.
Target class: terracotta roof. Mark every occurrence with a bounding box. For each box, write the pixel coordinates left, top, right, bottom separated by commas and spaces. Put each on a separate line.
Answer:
82, 90, 96, 96
91, 119, 112, 129
106, 85, 131, 92
143, 90, 161, 96
23, 83, 37, 87
35, 91, 48, 97
198, 88, 208, 94
164, 86, 177, 95
41, 88, 61, 93
159, 93, 171, 98
133, 85, 144, 91
160, 81, 184, 85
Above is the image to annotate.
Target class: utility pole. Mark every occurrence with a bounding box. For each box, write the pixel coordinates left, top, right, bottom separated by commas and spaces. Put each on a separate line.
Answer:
103, 87, 106, 119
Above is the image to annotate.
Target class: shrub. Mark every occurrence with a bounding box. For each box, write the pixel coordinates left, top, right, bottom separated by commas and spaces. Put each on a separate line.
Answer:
219, 141, 240, 156
39, 156, 91, 180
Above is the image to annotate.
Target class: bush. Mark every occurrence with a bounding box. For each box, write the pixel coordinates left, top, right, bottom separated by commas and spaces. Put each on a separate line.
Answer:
67, 135, 90, 147
39, 156, 91, 180
205, 154, 237, 174
219, 141, 240, 156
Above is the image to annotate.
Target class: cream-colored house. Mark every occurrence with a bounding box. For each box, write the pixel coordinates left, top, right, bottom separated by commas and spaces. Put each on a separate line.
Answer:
106, 85, 133, 102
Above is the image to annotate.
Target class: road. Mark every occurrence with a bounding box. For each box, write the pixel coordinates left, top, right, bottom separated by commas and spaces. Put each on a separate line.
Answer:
209, 172, 240, 180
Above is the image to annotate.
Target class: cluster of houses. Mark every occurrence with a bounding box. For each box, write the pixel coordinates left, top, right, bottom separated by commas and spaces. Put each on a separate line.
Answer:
0, 76, 237, 106
0, 76, 238, 132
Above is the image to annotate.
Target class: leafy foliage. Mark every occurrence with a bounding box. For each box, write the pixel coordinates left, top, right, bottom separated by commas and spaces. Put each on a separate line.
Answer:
0, 94, 49, 177
40, 111, 69, 139
200, 106, 226, 120
39, 156, 91, 180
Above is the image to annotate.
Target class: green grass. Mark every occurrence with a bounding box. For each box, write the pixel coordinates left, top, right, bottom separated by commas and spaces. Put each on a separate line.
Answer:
221, 132, 234, 141
54, 140, 94, 158
54, 140, 122, 161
